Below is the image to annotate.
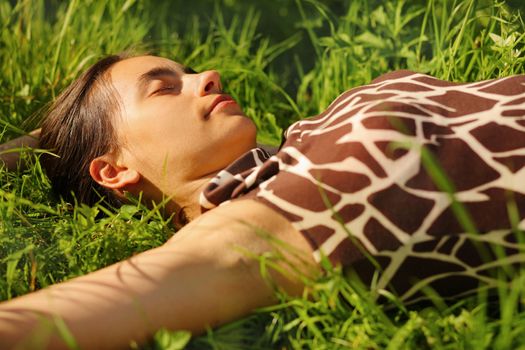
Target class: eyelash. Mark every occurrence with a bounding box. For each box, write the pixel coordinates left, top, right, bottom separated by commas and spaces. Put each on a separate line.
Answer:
153, 86, 175, 94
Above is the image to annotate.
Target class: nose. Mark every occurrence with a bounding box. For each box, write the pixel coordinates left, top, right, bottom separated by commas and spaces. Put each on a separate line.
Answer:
196, 70, 222, 96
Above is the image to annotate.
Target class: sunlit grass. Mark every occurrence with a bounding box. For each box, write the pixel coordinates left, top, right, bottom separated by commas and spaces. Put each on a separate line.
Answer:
1, 0, 525, 348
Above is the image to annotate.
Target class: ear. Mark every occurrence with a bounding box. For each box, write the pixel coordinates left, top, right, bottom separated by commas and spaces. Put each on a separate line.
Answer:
89, 156, 140, 192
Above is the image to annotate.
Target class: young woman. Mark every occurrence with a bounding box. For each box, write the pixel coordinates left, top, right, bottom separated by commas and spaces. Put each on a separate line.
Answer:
1, 53, 525, 349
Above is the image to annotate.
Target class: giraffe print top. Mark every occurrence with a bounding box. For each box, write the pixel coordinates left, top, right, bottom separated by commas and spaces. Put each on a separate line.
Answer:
200, 70, 525, 301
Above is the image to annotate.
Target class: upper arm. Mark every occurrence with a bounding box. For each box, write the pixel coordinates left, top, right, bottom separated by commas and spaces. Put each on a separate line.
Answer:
169, 199, 319, 294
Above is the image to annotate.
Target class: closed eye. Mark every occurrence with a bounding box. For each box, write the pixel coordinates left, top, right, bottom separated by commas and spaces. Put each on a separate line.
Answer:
151, 85, 177, 96
156, 86, 175, 93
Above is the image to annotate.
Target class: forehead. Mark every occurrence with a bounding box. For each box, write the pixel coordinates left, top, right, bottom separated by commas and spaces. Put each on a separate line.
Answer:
111, 55, 182, 78
109, 55, 182, 98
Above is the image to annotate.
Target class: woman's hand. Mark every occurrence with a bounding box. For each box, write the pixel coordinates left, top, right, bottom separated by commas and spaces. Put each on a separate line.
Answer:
0, 129, 41, 171
0, 199, 317, 349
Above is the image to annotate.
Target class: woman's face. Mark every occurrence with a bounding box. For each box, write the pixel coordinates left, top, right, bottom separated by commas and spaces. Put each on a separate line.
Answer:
107, 55, 256, 208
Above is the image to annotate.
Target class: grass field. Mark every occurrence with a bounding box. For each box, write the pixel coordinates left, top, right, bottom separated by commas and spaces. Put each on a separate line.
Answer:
1, 0, 525, 348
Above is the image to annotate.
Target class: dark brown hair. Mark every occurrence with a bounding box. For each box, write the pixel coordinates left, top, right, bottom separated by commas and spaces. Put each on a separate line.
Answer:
40, 54, 128, 207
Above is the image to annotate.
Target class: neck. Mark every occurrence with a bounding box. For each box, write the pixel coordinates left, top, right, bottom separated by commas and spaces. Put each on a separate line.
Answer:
164, 173, 217, 228
180, 176, 212, 220
126, 172, 214, 228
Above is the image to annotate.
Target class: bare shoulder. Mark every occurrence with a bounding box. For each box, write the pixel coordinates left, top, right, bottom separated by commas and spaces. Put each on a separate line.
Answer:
197, 199, 297, 233
176, 199, 303, 242
170, 199, 317, 276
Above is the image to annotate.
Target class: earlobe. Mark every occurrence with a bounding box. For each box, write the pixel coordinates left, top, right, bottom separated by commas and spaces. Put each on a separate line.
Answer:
89, 157, 140, 191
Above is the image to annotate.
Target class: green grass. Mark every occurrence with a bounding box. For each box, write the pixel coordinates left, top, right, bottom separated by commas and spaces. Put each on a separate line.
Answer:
1, 0, 525, 348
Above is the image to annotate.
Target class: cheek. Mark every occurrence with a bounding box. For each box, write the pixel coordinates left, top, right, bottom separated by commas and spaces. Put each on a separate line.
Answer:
117, 121, 171, 173
121, 109, 257, 179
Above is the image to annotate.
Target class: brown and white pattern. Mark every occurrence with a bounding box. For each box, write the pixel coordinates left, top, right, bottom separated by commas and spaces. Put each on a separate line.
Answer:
200, 70, 525, 301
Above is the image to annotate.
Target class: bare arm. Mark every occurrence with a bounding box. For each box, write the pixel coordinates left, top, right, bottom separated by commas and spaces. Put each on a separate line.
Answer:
0, 129, 41, 171
0, 200, 317, 349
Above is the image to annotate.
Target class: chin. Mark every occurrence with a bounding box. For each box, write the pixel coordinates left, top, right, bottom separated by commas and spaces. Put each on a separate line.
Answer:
219, 118, 257, 160
201, 115, 257, 173
234, 116, 257, 148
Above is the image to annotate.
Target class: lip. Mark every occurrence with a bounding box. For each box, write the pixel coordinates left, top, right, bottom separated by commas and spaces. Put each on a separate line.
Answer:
205, 95, 238, 119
